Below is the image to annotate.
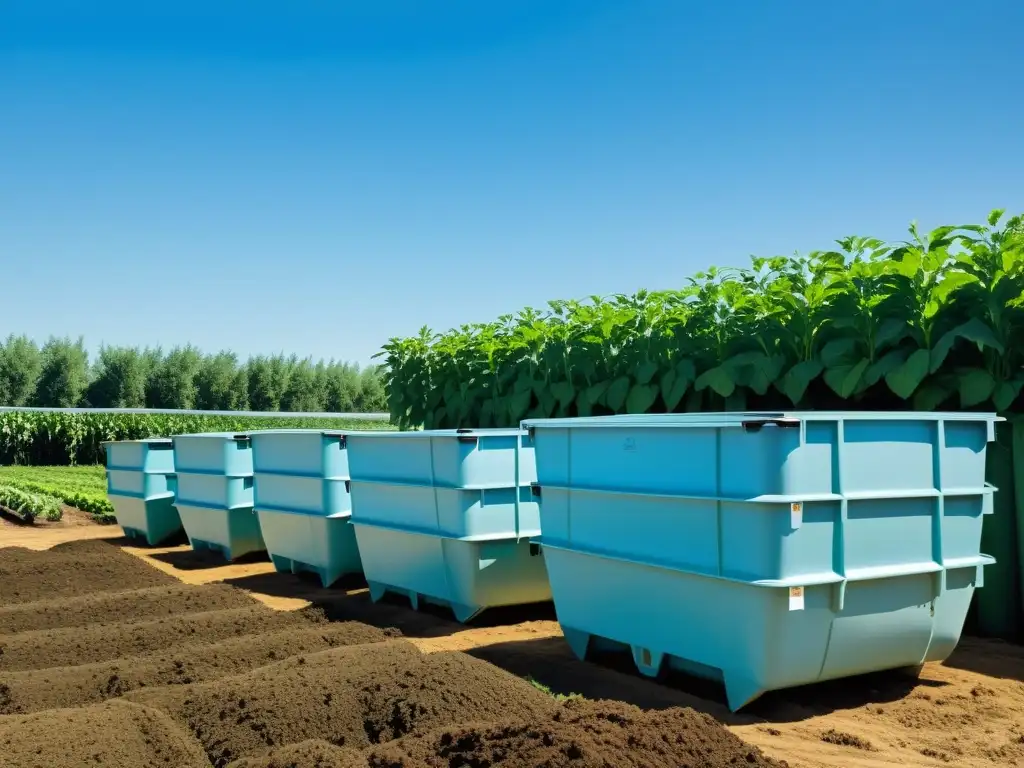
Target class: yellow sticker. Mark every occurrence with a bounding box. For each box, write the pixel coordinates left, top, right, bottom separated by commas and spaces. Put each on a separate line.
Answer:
790, 502, 803, 529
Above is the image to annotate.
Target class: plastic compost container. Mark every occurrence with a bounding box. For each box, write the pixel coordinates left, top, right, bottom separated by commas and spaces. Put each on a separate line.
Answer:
522, 411, 1002, 711
103, 438, 181, 546
346, 428, 551, 622
170, 432, 264, 561
250, 430, 362, 587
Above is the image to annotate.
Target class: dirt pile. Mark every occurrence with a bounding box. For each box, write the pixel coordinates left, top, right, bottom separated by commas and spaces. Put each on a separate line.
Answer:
0, 699, 209, 768
0, 622, 395, 714
0, 582, 257, 634
0, 605, 321, 671
229, 699, 787, 768
0, 540, 173, 605
126, 639, 558, 766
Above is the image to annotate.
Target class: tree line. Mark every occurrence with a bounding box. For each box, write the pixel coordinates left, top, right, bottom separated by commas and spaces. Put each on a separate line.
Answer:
0, 335, 387, 412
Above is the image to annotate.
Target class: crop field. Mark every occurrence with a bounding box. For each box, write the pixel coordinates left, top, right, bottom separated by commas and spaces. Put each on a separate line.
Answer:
1, 530, 1023, 768
381, 210, 1024, 429
0, 465, 113, 523
0, 411, 394, 466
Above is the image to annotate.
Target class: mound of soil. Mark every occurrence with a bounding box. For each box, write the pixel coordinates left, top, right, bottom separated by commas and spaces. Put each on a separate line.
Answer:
0, 542, 172, 606
372, 698, 787, 768
0, 583, 257, 635
228, 740, 366, 768
228, 699, 787, 768
0, 699, 209, 768
126, 639, 558, 767
1, 622, 395, 714
0, 605, 321, 672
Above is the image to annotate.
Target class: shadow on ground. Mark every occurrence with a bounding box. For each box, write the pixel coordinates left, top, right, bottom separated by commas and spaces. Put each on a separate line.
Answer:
468, 634, 950, 726
149, 546, 271, 571
945, 636, 1024, 684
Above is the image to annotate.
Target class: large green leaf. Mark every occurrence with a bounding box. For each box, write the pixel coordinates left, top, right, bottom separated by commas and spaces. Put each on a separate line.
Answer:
823, 358, 870, 398
695, 366, 735, 397
605, 376, 631, 412
993, 380, 1024, 412
821, 338, 860, 368
863, 348, 907, 388
931, 318, 1005, 373
885, 349, 930, 399
634, 361, 660, 386
777, 360, 823, 405
659, 369, 686, 411
509, 390, 533, 421
958, 368, 996, 407
626, 383, 659, 413
550, 380, 576, 409
913, 381, 954, 411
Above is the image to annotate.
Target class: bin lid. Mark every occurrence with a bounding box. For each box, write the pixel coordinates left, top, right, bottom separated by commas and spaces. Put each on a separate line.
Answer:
522, 411, 1004, 430
345, 428, 526, 439
100, 437, 173, 446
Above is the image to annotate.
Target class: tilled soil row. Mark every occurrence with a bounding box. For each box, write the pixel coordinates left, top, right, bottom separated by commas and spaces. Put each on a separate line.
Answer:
0, 605, 324, 672
0, 622, 396, 714
123, 639, 561, 766
229, 699, 782, 768
0, 583, 257, 635
0, 699, 210, 768
0, 540, 174, 606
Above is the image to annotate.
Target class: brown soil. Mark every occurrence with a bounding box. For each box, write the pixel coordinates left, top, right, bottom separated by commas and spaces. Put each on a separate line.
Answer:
0, 583, 256, 634
125, 639, 560, 766
4, 521, 1024, 768
369, 698, 785, 768
0, 622, 395, 714
228, 699, 787, 768
0, 540, 173, 605
0, 699, 210, 768
0, 605, 321, 672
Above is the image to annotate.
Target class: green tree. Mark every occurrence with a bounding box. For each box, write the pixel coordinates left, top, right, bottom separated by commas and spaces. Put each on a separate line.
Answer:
33, 336, 90, 407
146, 346, 202, 409
0, 335, 42, 406
323, 361, 360, 412
246, 354, 290, 411
356, 365, 388, 412
195, 351, 249, 410
86, 345, 152, 407
280, 357, 327, 412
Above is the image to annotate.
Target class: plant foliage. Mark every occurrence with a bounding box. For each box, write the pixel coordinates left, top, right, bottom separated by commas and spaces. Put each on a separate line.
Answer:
378, 210, 1024, 428
0, 412, 393, 466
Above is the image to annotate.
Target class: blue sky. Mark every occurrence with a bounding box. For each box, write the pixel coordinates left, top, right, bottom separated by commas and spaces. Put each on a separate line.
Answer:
2, 1, 1022, 367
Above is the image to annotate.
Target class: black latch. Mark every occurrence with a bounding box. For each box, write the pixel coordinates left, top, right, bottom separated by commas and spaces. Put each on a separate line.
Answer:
530, 483, 541, 498
529, 543, 541, 556
741, 418, 800, 433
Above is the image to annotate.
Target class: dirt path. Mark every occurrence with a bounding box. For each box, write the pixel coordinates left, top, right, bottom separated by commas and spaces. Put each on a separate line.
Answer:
4, 523, 1023, 768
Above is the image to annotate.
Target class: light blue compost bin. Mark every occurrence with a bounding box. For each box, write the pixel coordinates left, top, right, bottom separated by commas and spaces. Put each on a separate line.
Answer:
171, 433, 265, 561
346, 428, 551, 623
103, 438, 181, 546
250, 430, 363, 587
522, 411, 1002, 711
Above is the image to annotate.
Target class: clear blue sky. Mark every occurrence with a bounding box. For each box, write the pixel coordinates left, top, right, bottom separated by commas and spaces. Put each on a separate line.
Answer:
2, 1, 1021, 367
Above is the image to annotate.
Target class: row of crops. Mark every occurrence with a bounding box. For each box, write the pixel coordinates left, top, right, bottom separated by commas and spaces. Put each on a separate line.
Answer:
0, 465, 114, 523
0, 483, 63, 523
379, 210, 1024, 429
0, 411, 393, 466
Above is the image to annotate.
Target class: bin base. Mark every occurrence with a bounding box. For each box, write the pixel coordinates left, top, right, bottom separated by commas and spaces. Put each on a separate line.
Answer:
110, 494, 181, 547
177, 504, 266, 561
353, 523, 552, 624
257, 509, 363, 588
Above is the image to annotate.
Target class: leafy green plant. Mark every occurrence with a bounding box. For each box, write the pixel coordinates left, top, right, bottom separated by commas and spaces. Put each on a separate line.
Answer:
0, 412, 393, 466
379, 209, 1024, 428
0, 484, 63, 523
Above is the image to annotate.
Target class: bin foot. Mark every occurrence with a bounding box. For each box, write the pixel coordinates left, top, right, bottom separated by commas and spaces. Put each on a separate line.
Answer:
724, 674, 765, 712
631, 645, 665, 678
451, 603, 483, 624
562, 627, 591, 661
367, 581, 387, 603
271, 555, 292, 574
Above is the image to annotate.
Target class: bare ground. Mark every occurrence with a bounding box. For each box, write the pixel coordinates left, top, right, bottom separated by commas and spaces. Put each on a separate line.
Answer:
3, 523, 1023, 767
